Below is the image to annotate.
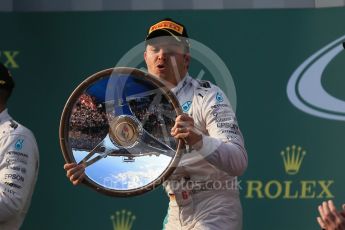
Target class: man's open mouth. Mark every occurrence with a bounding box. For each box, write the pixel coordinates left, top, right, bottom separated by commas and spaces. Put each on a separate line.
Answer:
157, 64, 166, 70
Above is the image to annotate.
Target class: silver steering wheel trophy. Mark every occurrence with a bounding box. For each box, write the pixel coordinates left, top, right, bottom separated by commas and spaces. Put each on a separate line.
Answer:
59, 67, 183, 196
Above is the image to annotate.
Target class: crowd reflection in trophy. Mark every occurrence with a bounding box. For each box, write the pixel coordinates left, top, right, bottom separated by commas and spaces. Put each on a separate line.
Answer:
128, 94, 177, 149
69, 93, 108, 150
68, 92, 178, 151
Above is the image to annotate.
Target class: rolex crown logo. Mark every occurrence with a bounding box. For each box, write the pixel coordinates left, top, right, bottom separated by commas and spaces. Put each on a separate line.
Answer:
110, 209, 136, 230
281, 145, 306, 175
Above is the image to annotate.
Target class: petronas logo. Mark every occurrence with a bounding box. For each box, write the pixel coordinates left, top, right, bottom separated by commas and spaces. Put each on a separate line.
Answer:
281, 145, 306, 175
110, 210, 136, 230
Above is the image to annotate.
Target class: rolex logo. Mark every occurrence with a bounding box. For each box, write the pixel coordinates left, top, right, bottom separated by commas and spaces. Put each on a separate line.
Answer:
0, 51, 20, 68
245, 145, 334, 199
281, 145, 306, 175
110, 210, 136, 230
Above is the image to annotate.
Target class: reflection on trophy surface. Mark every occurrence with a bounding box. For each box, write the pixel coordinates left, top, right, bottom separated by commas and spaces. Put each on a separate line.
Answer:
69, 93, 108, 151
68, 88, 177, 156
127, 95, 177, 150
60, 69, 182, 194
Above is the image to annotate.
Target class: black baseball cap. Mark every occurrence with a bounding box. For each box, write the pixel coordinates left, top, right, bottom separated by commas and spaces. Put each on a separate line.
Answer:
0, 62, 15, 90
145, 18, 189, 46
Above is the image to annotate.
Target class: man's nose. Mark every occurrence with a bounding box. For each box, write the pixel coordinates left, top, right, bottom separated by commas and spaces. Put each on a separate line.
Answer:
157, 48, 168, 60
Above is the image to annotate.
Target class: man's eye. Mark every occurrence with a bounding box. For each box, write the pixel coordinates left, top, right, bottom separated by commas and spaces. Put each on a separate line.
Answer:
151, 47, 159, 52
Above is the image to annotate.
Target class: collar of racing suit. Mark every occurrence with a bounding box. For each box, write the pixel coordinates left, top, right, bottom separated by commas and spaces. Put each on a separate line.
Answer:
170, 73, 192, 97
0, 108, 10, 123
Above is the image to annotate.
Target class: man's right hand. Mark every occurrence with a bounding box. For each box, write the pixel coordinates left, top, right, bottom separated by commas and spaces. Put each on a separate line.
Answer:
64, 163, 86, 186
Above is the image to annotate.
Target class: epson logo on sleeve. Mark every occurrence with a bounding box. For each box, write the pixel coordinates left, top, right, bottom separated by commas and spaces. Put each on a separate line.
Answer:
4, 174, 24, 182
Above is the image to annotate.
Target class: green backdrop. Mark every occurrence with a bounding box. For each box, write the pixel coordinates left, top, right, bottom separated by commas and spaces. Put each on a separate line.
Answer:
1, 8, 345, 230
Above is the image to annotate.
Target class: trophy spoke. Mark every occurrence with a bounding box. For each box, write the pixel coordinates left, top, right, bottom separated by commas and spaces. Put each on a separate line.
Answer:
140, 129, 175, 157
78, 134, 120, 167
77, 144, 101, 166
139, 142, 175, 158
83, 154, 105, 167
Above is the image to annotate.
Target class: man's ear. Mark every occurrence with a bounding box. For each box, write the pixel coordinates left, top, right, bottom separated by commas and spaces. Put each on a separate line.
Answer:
144, 51, 147, 62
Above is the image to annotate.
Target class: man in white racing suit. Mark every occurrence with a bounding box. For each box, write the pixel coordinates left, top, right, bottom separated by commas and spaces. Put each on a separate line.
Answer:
0, 62, 39, 230
163, 75, 247, 230
64, 18, 247, 230
143, 18, 247, 230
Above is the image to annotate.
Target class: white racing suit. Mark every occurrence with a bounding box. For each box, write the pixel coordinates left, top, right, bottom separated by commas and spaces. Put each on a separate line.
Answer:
0, 109, 39, 230
163, 75, 248, 230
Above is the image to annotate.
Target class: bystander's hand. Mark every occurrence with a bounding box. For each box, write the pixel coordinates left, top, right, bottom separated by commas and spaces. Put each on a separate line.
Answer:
317, 200, 345, 230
